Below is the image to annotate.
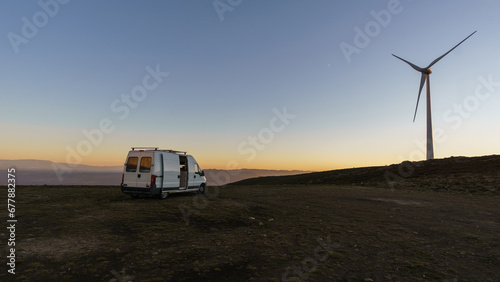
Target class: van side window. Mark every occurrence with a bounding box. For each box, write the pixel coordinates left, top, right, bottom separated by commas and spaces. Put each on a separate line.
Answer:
126, 157, 138, 172
194, 163, 201, 174
139, 157, 152, 173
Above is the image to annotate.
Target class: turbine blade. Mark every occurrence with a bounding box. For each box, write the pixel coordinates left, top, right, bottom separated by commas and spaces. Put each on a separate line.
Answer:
392, 54, 425, 72
427, 31, 477, 68
413, 73, 427, 122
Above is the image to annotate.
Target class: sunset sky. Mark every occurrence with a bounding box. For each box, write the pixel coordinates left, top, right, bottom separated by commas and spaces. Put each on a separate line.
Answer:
1, 1, 499, 171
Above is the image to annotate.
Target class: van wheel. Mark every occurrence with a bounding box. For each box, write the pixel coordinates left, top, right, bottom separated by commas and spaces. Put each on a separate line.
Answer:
198, 184, 206, 194
159, 191, 169, 200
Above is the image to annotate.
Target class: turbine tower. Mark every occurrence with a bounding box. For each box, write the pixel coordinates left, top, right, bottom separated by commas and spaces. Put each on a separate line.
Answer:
393, 31, 476, 160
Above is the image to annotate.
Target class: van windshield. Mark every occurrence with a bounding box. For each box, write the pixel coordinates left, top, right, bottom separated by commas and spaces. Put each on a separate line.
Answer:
126, 157, 138, 172
139, 157, 152, 173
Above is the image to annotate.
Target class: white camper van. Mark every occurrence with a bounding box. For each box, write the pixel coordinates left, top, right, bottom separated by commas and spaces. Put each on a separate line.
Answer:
120, 147, 206, 199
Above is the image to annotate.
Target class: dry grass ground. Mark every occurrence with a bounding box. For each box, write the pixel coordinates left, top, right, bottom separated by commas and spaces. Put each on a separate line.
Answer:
1, 184, 499, 281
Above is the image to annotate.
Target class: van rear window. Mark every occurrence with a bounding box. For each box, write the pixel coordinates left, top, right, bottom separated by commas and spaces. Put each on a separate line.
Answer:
139, 157, 152, 173
126, 157, 138, 172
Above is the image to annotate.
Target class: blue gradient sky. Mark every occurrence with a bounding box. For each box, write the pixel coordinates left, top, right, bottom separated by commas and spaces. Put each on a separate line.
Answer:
1, 0, 499, 170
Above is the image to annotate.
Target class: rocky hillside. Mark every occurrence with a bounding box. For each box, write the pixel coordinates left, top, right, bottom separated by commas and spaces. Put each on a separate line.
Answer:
231, 155, 500, 194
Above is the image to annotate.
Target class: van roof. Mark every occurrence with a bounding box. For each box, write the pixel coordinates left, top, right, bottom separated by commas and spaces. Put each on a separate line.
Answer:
130, 147, 187, 155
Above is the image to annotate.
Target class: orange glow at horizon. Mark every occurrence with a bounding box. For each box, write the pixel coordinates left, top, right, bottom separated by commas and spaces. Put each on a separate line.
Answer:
4, 143, 499, 172
3, 122, 498, 172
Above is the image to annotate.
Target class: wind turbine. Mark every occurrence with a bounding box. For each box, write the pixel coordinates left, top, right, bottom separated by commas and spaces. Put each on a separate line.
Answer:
392, 31, 476, 160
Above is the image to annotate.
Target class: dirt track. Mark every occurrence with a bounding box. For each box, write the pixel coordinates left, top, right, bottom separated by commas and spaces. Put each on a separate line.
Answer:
2, 185, 499, 281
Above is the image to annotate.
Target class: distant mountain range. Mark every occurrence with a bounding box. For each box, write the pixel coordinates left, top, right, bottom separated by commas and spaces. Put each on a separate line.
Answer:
0, 159, 310, 186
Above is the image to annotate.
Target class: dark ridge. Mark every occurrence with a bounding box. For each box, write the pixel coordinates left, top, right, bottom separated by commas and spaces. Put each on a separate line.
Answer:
230, 155, 500, 193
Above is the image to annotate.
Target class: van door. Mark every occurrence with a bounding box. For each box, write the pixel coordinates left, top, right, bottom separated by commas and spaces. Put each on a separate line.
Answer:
162, 152, 180, 189
124, 151, 154, 188
193, 162, 204, 188
136, 152, 153, 188
124, 152, 140, 187
179, 155, 188, 190
187, 156, 198, 189
153, 152, 163, 189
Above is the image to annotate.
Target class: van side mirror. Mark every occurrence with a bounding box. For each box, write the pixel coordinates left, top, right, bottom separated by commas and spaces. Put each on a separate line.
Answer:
200, 171, 205, 177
